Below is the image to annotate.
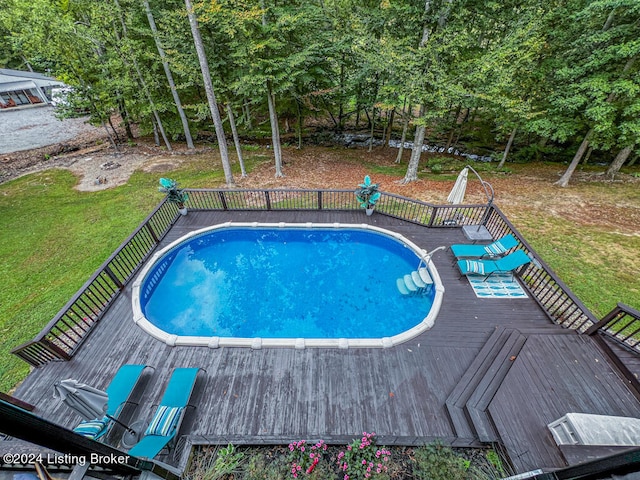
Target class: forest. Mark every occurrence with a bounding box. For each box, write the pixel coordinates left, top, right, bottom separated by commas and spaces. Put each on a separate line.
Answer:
1, 0, 639, 186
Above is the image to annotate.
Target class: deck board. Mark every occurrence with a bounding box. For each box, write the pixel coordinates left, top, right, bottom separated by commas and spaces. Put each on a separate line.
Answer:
6, 210, 640, 474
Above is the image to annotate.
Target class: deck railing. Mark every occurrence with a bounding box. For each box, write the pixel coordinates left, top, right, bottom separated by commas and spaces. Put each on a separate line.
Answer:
12, 189, 611, 367
11, 199, 178, 367
586, 303, 640, 354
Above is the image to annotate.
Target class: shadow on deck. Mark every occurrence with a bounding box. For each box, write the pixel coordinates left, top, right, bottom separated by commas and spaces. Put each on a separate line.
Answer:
4, 209, 640, 476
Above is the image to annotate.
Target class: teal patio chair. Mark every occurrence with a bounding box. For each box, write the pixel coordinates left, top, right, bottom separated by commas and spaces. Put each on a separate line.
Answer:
457, 249, 531, 281
128, 367, 203, 459
73, 364, 150, 441
451, 234, 519, 260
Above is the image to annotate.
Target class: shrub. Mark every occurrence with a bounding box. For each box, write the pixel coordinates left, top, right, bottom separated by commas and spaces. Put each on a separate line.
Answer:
413, 442, 471, 480
288, 440, 328, 478
336, 432, 391, 480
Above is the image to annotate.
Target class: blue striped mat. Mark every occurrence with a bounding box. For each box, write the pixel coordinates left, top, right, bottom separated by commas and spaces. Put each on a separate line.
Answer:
467, 273, 528, 299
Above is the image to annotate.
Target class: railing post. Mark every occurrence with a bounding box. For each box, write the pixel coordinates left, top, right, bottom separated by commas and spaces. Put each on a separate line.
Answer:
427, 206, 437, 227
218, 191, 228, 210
0, 392, 35, 411
318, 191, 323, 210
103, 265, 125, 290
585, 304, 623, 335
265, 190, 272, 210
42, 338, 72, 360
145, 222, 159, 243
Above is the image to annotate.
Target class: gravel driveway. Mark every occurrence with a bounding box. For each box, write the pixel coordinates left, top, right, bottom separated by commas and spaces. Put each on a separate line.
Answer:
0, 106, 101, 155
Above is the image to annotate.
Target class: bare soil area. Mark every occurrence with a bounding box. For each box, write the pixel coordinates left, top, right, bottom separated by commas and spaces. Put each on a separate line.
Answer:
1, 131, 639, 237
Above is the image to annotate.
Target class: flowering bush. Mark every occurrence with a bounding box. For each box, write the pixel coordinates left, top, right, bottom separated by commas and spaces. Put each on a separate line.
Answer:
337, 432, 391, 480
288, 439, 328, 478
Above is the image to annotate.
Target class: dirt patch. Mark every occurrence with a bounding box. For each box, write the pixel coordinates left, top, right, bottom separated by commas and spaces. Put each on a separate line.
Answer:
2, 132, 639, 235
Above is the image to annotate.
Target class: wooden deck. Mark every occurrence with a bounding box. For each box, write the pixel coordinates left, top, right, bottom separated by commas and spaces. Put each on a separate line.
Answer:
8, 210, 640, 474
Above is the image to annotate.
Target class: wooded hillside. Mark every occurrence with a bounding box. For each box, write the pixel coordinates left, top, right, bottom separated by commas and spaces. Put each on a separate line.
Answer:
2, 0, 639, 185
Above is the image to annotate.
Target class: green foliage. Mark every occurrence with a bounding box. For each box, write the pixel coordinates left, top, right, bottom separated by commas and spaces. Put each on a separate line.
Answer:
287, 440, 328, 478
413, 442, 473, 480
485, 449, 506, 476
3, 0, 639, 167
158, 177, 189, 205
212, 444, 246, 478
355, 175, 381, 208
0, 170, 157, 391
430, 163, 443, 174
336, 432, 391, 480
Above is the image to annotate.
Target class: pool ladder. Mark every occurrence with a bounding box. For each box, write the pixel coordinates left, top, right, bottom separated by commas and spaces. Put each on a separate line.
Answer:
397, 246, 446, 296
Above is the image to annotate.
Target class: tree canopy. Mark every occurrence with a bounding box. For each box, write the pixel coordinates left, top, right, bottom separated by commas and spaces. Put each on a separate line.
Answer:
2, 0, 638, 184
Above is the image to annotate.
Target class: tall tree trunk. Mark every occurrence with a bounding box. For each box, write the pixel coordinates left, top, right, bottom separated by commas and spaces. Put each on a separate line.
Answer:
132, 59, 172, 151
151, 117, 160, 146
117, 97, 133, 140
402, 105, 426, 184
498, 126, 517, 168
185, 0, 234, 185
385, 108, 395, 147
243, 100, 252, 129
555, 129, 592, 187
556, 58, 635, 186
101, 121, 118, 151
395, 102, 410, 163
267, 84, 284, 177
368, 105, 375, 152
606, 145, 634, 178
142, 0, 194, 149
582, 147, 593, 164
112, 0, 171, 151
401, 0, 436, 183
227, 104, 247, 177
444, 105, 461, 151
296, 98, 303, 150
22, 56, 34, 72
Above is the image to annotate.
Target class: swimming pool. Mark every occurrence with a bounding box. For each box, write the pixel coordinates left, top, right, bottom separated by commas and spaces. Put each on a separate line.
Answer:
132, 222, 444, 348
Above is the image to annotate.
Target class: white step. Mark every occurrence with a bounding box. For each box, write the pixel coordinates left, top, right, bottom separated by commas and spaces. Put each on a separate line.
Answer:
403, 274, 419, 293
418, 267, 433, 285
397, 278, 411, 295
411, 271, 427, 288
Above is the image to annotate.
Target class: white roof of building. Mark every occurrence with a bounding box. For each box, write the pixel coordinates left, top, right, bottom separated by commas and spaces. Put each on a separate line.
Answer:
0, 69, 66, 91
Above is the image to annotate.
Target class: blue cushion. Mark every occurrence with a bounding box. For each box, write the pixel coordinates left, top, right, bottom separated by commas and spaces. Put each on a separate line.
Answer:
464, 260, 485, 275
145, 406, 183, 437
484, 242, 507, 256
74, 417, 109, 439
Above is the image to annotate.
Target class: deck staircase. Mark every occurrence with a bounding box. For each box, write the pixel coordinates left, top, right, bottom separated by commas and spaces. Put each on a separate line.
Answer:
396, 267, 433, 296
445, 326, 576, 447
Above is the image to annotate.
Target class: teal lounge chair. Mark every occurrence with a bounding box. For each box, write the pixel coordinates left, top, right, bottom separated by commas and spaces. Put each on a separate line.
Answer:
451, 234, 519, 260
128, 367, 202, 459
457, 249, 531, 281
73, 364, 150, 441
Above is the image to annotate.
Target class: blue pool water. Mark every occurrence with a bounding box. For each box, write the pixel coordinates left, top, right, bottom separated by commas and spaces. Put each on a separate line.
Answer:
140, 226, 435, 339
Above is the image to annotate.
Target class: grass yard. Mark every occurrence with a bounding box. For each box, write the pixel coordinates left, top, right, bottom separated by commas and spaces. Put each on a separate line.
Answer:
0, 145, 638, 392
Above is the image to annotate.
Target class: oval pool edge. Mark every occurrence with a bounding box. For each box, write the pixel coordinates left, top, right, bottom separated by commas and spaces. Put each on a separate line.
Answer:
131, 221, 445, 349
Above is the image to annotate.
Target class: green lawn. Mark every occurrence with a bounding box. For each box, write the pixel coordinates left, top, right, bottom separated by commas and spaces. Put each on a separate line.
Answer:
1, 154, 638, 392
